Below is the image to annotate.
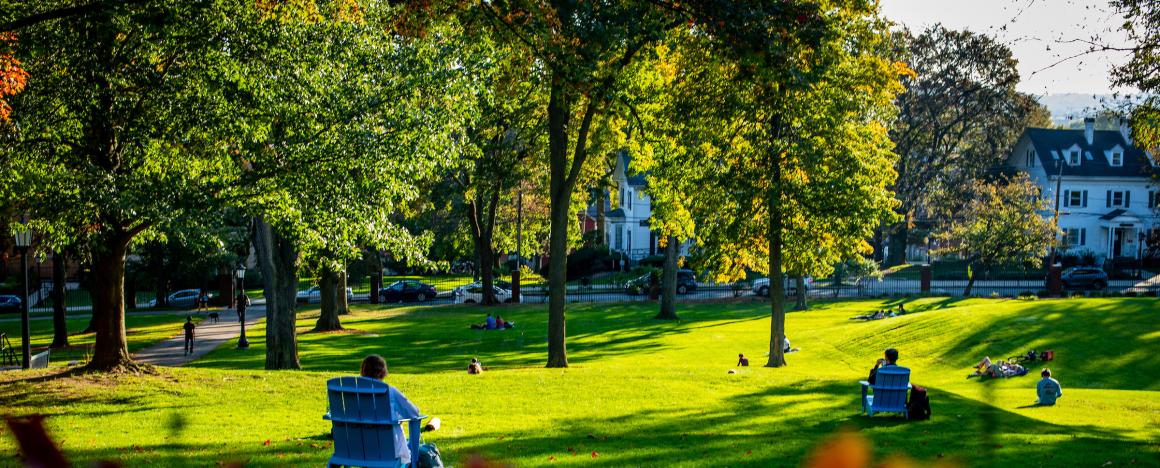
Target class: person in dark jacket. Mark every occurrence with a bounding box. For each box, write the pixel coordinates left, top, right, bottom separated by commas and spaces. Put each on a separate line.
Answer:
867, 348, 899, 385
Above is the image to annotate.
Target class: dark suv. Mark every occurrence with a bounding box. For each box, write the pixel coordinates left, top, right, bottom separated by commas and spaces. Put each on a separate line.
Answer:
625, 269, 698, 294
1061, 267, 1108, 290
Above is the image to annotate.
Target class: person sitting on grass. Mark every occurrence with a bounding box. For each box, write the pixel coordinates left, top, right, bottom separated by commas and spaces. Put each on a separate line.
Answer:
486, 313, 496, 330
468, 357, 483, 374
495, 316, 506, 329
970, 357, 1027, 378
1037, 368, 1063, 405
737, 353, 749, 366
867, 348, 899, 385
359, 355, 437, 465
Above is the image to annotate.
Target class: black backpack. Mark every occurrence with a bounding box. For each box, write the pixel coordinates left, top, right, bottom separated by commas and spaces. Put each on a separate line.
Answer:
417, 442, 445, 468
907, 385, 931, 420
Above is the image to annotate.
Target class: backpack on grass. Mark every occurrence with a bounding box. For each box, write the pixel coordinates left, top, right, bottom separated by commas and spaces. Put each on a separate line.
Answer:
907, 385, 931, 421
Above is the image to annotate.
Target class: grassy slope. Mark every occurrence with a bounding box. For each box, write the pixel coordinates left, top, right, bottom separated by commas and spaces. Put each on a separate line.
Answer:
0, 314, 199, 364
1, 298, 1158, 467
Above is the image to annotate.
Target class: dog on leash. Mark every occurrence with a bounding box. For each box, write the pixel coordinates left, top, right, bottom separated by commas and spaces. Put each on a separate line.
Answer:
207, 312, 220, 323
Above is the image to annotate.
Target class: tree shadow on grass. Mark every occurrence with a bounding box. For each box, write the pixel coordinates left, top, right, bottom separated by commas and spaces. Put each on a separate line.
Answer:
937, 299, 1160, 391
190, 302, 774, 374
432, 379, 1156, 468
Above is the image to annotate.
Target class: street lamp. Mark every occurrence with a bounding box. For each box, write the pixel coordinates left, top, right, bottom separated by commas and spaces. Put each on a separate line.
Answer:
12, 223, 32, 369
235, 266, 249, 349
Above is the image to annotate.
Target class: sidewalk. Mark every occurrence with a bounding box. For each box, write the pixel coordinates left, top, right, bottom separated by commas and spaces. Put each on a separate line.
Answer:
132, 306, 266, 367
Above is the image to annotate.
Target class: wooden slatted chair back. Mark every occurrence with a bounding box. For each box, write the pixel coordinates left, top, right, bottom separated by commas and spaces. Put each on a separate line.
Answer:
325, 376, 400, 467
870, 366, 910, 415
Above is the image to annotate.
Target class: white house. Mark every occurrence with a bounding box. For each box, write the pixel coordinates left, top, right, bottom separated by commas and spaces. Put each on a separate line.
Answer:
1005, 117, 1158, 262
581, 152, 690, 260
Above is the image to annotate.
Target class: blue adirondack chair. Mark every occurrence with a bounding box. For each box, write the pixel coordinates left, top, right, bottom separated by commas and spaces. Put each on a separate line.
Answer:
860, 366, 911, 418
324, 376, 424, 468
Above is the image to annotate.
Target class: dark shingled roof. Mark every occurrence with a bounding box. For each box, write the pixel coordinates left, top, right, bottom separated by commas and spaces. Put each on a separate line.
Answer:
1027, 127, 1153, 177
606, 208, 626, 219
1099, 209, 1127, 221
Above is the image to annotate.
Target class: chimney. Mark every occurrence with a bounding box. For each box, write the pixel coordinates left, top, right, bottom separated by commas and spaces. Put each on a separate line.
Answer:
1084, 117, 1095, 145
1119, 117, 1133, 146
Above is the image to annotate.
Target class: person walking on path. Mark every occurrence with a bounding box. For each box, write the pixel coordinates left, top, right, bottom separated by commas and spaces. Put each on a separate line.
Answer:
236, 292, 250, 321
183, 317, 196, 356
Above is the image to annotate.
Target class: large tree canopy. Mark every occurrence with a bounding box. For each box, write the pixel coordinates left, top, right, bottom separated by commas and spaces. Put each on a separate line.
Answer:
0, 0, 254, 370
884, 25, 1044, 266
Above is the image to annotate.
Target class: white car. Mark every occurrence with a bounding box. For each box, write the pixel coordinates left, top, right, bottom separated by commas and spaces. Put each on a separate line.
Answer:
453, 283, 518, 304
148, 289, 209, 308
752, 276, 813, 297
296, 285, 355, 304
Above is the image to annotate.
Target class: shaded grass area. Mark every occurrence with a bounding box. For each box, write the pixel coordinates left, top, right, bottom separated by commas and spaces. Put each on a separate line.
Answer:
1, 298, 1158, 466
0, 314, 198, 364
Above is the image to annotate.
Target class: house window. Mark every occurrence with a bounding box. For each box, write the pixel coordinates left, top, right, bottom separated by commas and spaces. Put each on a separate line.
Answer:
1107, 190, 1130, 208
615, 226, 623, 250
1064, 228, 1086, 247
1149, 190, 1157, 209
1063, 190, 1087, 208
628, 190, 633, 210
1025, 149, 1036, 167
1110, 152, 1123, 167
1067, 150, 1081, 166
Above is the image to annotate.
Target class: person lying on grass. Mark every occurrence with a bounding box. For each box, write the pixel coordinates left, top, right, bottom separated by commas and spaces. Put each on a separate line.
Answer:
851, 310, 889, 320
360, 355, 439, 465
969, 356, 1027, 378
1037, 368, 1063, 405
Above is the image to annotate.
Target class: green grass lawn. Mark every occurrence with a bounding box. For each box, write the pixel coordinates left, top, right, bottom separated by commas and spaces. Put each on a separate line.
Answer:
2, 297, 1158, 466
0, 313, 199, 364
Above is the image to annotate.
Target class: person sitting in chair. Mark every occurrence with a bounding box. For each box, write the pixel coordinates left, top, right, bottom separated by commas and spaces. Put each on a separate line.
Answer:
868, 348, 899, 385
360, 355, 435, 466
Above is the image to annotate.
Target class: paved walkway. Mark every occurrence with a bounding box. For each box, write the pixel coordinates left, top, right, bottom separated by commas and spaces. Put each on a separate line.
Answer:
132, 306, 266, 367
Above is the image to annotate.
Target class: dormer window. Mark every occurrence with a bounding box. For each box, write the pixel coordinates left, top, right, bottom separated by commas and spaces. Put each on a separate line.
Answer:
1025, 149, 1036, 167
1110, 151, 1123, 167
1067, 150, 1081, 166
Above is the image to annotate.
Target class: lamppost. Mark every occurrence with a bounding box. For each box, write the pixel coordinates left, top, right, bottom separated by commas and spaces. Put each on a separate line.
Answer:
13, 223, 32, 369
235, 266, 249, 349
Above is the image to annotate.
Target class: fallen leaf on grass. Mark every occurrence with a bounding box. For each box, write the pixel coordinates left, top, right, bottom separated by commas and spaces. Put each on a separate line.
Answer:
591, 451, 599, 458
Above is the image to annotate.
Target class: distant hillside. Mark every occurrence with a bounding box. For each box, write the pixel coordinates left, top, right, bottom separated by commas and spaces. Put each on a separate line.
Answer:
1036, 93, 1115, 126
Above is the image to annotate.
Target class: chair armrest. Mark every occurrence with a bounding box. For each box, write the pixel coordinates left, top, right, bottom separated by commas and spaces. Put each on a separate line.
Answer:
408, 419, 422, 464
859, 380, 870, 387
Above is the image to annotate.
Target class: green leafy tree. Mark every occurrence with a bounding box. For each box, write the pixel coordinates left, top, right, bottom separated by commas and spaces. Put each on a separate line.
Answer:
883, 25, 1047, 266
226, 2, 457, 368
934, 175, 1057, 296
1110, 0, 1160, 153
682, 1, 906, 367
0, 1, 252, 370
474, 0, 684, 367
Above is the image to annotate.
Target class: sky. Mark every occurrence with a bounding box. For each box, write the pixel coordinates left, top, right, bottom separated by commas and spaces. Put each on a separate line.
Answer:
879, 0, 1137, 96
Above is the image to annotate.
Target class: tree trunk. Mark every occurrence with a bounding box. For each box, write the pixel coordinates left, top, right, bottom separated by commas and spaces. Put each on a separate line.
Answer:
794, 275, 807, 311
87, 234, 135, 370
337, 268, 349, 315
314, 265, 342, 331
50, 251, 68, 348
545, 77, 572, 368
766, 122, 787, 368
655, 235, 680, 320
369, 249, 381, 304
254, 216, 301, 370
886, 219, 908, 267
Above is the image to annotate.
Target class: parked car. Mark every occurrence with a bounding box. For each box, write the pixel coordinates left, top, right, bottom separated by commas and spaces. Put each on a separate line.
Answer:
752, 276, 814, 297
379, 280, 437, 302
1061, 267, 1108, 290
0, 295, 21, 313
625, 269, 698, 295
296, 285, 356, 304
148, 289, 208, 308
453, 283, 517, 304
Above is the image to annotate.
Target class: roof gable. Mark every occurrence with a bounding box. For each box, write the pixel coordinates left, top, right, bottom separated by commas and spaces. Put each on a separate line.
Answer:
1026, 127, 1152, 178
